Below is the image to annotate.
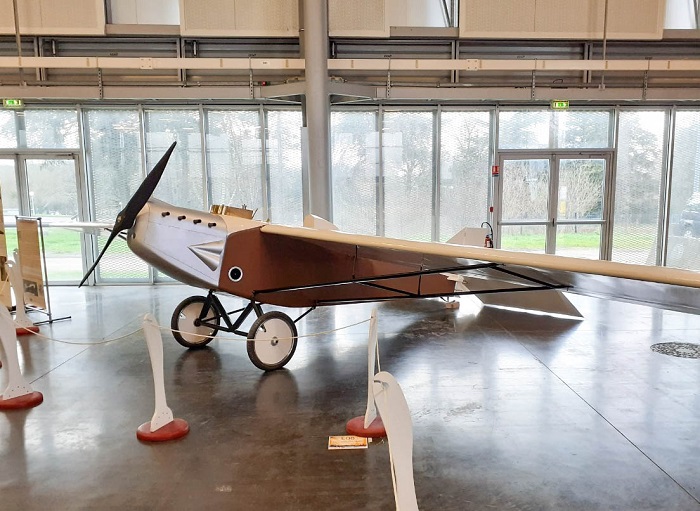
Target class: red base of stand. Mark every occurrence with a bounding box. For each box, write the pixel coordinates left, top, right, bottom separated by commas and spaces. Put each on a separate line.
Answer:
0, 391, 44, 410
16, 325, 39, 336
137, 418, 189, 442
346, 415, 386, 438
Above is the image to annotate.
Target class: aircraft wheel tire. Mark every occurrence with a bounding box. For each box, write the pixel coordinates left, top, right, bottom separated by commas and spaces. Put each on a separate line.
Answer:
171, 296, 220, 349
247, 311, 298, 371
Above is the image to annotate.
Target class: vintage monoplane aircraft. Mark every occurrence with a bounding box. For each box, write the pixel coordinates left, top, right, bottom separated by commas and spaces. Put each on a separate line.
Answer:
80, 142, 700, 371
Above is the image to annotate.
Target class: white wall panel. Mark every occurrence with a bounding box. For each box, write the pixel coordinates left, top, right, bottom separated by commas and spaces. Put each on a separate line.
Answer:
111, 0, 180, 25
459, 0, 665, 39
386, 0, 448, 27
110, 0, 138, 24
234, 0, 298, 34
329, 0, 389, 37
534, 0, 604, 38
459, 0, 537, 38
180, 0, 236, 35
14, 0, 43, 32
180, 0, 297, 37
607, 0, 665, 38
40, 0, 105, 34
0, 0, 15, 32
0, 0, 105, 35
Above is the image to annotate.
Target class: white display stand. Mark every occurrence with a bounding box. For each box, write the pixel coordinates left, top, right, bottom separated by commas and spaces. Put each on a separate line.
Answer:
0, 305, 43, 409
373, 371, 419, 511
5, 258, 39, 334
345, 308, 386, 437
364, 308, 379, 427
136, 313, 189, 442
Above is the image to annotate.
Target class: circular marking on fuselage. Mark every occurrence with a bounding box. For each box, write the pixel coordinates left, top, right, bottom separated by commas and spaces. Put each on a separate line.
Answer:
228, 266, 243, 282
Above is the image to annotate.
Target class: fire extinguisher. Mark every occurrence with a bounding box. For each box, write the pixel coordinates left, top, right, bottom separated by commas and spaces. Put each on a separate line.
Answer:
481, 221, 494, 248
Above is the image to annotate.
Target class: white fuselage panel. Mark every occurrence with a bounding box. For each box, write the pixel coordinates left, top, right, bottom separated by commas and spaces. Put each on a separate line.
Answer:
128, 200, 227, 288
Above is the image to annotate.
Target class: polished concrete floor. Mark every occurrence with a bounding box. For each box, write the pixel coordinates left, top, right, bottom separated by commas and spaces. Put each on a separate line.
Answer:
1, 285, 700, 510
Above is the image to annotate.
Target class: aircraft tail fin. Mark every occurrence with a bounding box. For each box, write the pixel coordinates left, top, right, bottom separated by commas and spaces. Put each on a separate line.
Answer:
303, 214, 338, 231
447, 226, 488, 247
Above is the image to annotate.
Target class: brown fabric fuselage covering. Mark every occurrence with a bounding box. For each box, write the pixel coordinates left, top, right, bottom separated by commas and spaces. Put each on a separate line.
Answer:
217, 227, 455, 307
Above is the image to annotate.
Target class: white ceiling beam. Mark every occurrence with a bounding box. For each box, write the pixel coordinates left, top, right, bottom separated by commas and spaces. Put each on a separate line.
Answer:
376, 86, 700, 102
1, 56, 700, 73
2, 84, 699, 102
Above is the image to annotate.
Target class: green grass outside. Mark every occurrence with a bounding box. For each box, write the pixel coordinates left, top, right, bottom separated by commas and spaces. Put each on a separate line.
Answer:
4, 228, 81, 256
8, 230, 656, 255
501, 231, 657, 251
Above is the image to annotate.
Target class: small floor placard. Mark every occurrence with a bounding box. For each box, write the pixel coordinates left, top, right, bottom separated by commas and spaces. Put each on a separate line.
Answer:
328, 435, 369, 450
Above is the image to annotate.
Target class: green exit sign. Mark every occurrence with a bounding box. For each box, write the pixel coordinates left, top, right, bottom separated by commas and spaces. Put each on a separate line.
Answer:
3, 99, 23, 108
551, 100, 569, 110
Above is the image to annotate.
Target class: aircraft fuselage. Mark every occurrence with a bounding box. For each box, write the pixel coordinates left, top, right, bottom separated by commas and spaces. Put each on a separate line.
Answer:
127, 199, 456, 307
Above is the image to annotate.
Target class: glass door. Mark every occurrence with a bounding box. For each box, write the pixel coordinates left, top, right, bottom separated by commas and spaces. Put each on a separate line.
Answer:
0, 157, 20, 307
554, 156, 607, 259
0, 157, 20, 256
498, 157, 553, 253
496, 153, 610, 258
20, 155, 86, 283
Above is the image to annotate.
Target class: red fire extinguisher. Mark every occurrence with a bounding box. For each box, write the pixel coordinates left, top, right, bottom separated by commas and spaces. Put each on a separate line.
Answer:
481, 222, 494, 248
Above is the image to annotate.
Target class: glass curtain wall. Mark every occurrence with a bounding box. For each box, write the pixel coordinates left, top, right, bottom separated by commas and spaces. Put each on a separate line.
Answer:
383, 111, 435, 241
330, 108, 491, 241
667, 110, 700, 271
144, 109, 204, 211
611, 110, 666, 265
84, 109, 149, 282
330, 111, 378, 235
143, 109, 203, 282
499, 109, 610, 150
439, 110, 491, 241
0, 111, 17, 148
207, 110, 264, 215
266, 110, 304, 225
24, 110, 80, 148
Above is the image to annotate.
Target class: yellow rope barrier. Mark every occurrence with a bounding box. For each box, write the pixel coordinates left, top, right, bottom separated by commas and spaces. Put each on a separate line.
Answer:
14, 316, 372, 345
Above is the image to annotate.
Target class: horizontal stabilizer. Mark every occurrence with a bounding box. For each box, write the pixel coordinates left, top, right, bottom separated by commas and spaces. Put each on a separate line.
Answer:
476, 288, 582, 318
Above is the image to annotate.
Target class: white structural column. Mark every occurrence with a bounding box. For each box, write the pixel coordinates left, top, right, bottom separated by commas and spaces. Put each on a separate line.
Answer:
302, 0, 332, 220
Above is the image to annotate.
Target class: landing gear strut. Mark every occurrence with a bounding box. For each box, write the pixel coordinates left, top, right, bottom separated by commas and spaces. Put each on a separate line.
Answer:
170, 291, 303, 371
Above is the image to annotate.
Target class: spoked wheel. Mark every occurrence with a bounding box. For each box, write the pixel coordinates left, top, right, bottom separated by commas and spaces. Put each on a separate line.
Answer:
171, 296, 221, 349
246, 311, 298, 371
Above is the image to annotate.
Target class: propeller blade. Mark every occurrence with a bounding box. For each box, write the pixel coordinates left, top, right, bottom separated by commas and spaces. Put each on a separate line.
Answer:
114, 141, 177, 232
78, 229, 120, 287
78, 141, 177, 287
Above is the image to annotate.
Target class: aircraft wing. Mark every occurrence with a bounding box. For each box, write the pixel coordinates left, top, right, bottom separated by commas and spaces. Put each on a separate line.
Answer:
41, 221, 113, 235
6, 219, 113, 235
256, 224, 700, 315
